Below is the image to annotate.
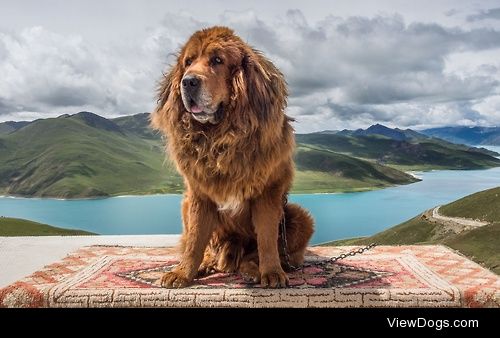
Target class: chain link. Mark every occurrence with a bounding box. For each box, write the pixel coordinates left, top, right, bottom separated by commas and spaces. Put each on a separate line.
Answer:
279, 195, 293, 270
325, 242, 377, 264
297, 242, 377, 270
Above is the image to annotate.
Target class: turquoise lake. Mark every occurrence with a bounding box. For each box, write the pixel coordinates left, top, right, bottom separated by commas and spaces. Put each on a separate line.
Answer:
1, 166, 500, 244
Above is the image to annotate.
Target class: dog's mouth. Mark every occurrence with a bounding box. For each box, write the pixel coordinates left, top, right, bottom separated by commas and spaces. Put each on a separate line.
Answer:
189, 99, 223, 124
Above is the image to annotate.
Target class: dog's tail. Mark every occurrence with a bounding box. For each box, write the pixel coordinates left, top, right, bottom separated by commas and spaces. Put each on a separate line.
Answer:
283, 203, 315, 266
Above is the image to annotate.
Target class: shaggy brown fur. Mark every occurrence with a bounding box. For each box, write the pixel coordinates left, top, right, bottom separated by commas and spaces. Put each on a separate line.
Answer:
151, 26, 314, 288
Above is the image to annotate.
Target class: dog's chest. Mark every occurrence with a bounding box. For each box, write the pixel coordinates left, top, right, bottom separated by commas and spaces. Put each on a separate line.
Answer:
217, 196, 242, 214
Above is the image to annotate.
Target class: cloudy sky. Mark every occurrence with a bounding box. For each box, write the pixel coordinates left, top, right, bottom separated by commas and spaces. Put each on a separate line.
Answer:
1, 0, 500, 132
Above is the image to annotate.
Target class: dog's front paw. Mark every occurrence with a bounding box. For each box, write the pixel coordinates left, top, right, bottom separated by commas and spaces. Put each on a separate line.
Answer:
160, 270, 192, 288
260, 268, 289, 288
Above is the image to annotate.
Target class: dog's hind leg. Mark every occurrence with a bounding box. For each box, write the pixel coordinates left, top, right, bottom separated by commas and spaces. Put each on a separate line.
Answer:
196, 247, 217, 277
199, 235, 245, 276
281, 203, 314, 269
215, 238, 244, 273
238, 251, 260, 283
236, 204, 314, 283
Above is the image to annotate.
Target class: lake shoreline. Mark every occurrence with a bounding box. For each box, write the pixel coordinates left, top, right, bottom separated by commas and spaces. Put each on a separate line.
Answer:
3, 145, 500, 201
0, 166, 493, 201
0, 185, 406, 201
1, 168, 500, 244
0, 170, 436, 201
0, 193, 181, 201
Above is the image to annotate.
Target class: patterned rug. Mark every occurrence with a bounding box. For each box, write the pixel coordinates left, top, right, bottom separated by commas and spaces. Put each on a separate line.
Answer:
1, 245, 499, 308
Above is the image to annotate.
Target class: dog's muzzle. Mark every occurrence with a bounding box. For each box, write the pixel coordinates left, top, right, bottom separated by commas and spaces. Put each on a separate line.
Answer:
190, 104, 223, 124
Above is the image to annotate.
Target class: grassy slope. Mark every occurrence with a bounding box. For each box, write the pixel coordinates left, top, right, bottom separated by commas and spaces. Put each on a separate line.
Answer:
293, 145, 418, 193
328, 187, 500, 274
1, 113, 497, 198
0, 114, 183, 198
0, 217, 95, 236
0, 113, 419, 197
331, 216, 439, 246
440, 187, 500, 222
112, 113, 158, 140
296, 133, 500, 170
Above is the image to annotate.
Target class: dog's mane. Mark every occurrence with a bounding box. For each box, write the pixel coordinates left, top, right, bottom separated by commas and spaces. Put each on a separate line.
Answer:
151, 26, 294, 196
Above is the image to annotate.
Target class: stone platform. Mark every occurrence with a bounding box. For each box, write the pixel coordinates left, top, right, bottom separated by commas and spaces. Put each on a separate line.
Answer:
1, 242, 498, 308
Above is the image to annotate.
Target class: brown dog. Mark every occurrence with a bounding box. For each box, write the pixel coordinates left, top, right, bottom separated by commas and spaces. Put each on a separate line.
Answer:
151, 26, 314, 288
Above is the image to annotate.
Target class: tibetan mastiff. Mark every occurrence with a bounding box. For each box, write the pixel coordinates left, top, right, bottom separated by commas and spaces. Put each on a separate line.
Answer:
151, 26, 314, 288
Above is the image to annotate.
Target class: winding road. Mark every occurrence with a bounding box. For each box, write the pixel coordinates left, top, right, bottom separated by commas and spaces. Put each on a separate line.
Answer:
431, 206, 489, 228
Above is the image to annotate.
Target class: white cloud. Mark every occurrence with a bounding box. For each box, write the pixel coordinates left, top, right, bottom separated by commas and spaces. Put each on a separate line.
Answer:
472, 95, 500, 122
0, 26, 159, 119
1, 8, 500, 132
214, 10, 500, 131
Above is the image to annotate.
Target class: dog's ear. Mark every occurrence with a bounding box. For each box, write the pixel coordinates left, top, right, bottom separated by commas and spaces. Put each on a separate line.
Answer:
150, 63, 182, 131
233, 48, 287, 125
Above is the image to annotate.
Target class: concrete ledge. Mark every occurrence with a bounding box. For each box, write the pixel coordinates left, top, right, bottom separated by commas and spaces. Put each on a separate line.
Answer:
1, 244, 498, 308
0, 235, 180, 287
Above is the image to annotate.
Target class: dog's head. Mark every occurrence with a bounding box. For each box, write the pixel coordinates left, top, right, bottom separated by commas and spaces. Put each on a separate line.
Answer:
178, 27, 236, 124
152, 26, 287, 129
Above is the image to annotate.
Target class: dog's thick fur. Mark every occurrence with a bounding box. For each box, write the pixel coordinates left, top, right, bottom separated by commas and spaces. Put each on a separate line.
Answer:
151, 26, 314, 288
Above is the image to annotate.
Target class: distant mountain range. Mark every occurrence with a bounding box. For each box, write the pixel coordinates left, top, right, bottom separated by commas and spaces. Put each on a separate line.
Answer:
302, 124, 500, 166
0, 121, 31, 135
0, 113, 499, 198
336, 123, 426, 141
421, 126, 500, 146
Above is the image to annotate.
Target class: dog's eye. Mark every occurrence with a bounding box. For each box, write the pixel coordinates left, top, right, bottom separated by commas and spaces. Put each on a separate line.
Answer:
211, 56, 223, 66
185, 59, 192, 67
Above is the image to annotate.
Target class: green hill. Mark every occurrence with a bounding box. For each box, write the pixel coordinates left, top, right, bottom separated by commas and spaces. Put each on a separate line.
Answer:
296, 132, 500, 170
0, 112, 422, 197
293, 145, 418, 193
0, 217, 95, 236
112, 113, 159, 139
440, 187, 500, 222
2, 113, 498, 198
328, 187, 500, 274
0, 112, 183, 198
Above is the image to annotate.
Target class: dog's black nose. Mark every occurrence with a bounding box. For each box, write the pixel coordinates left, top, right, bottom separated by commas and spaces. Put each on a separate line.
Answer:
182, 75, 200, 90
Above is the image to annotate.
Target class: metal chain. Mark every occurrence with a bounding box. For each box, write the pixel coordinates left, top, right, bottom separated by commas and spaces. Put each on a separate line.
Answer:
278, 194, 377, 271
279, 195, 294, 271
323, 242, 377, 264
300, 242, 378, 270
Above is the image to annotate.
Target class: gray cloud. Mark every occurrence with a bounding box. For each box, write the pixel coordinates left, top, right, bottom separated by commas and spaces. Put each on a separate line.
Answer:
0, 98, 16, 115
238, 13, 500, 106
199, 10, 500, 131
0, 26, 159, 118
323, 101, 394, 122
467, 7, 500, 21
444, 9, 460, 17
1, 7, 500, 132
